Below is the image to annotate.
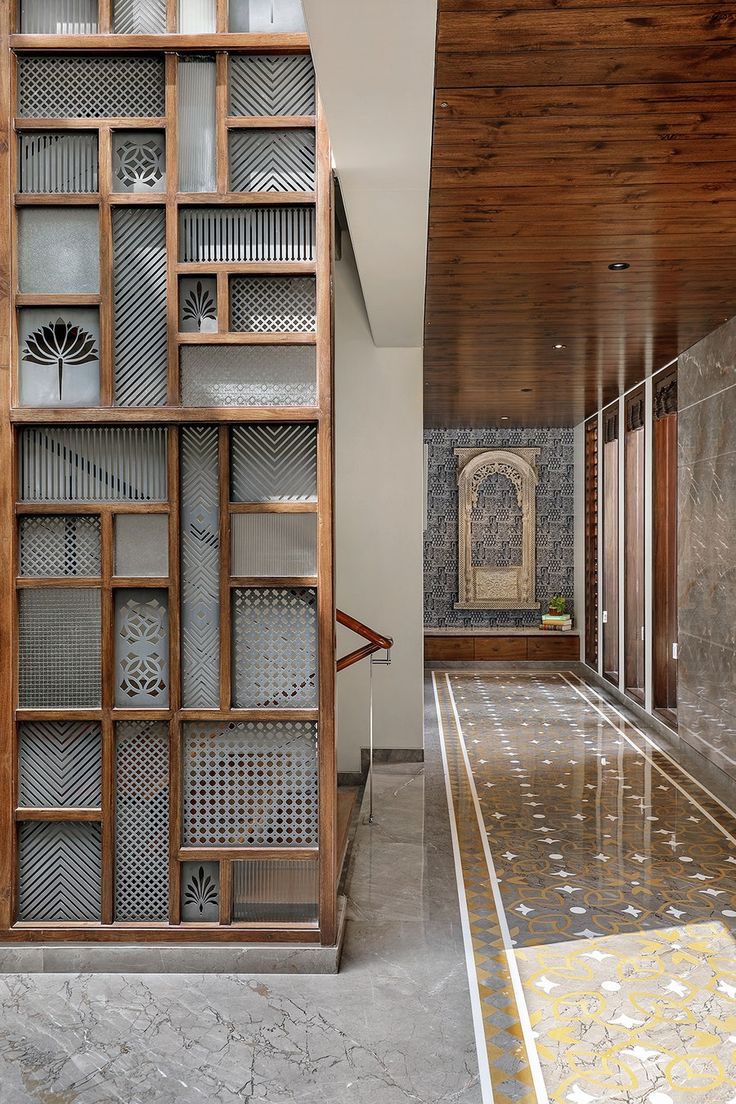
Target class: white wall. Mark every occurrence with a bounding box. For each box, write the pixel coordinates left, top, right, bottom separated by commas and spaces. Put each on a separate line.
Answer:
334, 237, 425, 773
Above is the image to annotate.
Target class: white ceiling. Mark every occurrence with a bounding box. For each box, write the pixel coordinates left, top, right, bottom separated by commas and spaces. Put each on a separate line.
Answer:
301, 0, 438, 349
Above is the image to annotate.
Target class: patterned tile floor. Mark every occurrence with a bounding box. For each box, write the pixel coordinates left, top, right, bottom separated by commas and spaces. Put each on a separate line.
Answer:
432, 668, 736, 1104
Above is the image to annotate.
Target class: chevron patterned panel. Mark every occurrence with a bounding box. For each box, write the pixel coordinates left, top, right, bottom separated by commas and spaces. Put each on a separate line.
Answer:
182, 720, 318, 847
18, 821, 101, 921
113, 208, 168, 407
232, 587, 318, 709
229, 276, 316, 333
19, 587, 101, 708
19, 515, 101, 577
18, 55, 165, 119
229, 55, 315, 117
231, 423, 317, 502
115, 721, 169, 922
181, 426, 220, 708
229, 129, 315, 193
113, 0, 167, 32
19, 721, 102, 808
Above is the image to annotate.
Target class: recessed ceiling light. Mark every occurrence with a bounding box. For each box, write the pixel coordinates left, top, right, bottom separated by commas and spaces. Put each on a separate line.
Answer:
521, 387, 532, 393
553, 343, 566, 350
500, 416, 509, 421
608, 262, 630, 271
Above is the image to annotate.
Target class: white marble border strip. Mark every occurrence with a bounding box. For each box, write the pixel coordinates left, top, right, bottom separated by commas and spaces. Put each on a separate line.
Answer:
431, 672, 495, 1104
560, 672, 736, 849
443, 673, 551, 1104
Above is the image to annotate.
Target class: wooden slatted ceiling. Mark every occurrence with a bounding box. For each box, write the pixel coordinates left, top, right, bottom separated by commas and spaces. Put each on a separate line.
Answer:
425, 1, 736, 427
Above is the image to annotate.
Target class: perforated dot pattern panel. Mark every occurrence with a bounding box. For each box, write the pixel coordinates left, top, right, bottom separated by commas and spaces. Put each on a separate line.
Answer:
182, 720, 318, 848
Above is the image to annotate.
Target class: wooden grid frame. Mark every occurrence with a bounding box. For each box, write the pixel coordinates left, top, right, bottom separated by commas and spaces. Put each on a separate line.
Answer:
0, 3, 336, 945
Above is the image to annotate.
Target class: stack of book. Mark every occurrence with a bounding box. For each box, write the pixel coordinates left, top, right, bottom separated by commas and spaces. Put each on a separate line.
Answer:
541, 613, 573, 632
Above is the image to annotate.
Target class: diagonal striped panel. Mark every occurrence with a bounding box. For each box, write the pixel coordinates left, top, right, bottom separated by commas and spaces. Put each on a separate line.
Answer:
113, 207, 168, 407
115, 721, 169, 922
229, 54, 315, 117
19, 721, 102, 808
231, 423, 317, 502
18, 821, 101, 921
113, 0, 167, 32
181, 426, 220, 708
229, 129, 315, 193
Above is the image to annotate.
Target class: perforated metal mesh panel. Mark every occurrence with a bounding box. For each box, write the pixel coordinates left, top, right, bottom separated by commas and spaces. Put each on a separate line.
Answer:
113, 0, 166, 33
19, 132, 98, 194
19, 721, 102, 808
180, 345, 316, 408
114, 514, 169, 577
19, 515, 101, 577
181, 426, 220, 708
233, 859, 318, 923
232, 587, 318, 709
230, 276, 315, 333
115, 589, 170, 707
113, 207, 168, 407
18, 427, 168, 502
231, 423, 317, 502
229, 129, 315, 193
182, 721, 318, 847
18, 821, 102, 921
229, 54, 315, 117
19, 587, 101, 708
20, 0, 98, 33
179, 206, 315, 262
115, 721, 169, 922
18, 55, 166, 119
178, 57, 217, 193
231, 513, 317, 577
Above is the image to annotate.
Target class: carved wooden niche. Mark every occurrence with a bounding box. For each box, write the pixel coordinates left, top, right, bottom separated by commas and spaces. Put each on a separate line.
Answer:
454, 447, 540, 610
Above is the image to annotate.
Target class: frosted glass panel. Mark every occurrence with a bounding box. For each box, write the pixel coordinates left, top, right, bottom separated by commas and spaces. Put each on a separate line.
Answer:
19, 308, 100, 408
115, 514, 169, 577
113, 0, 167, 32
233, 860, 318, 923
115, 588, 170, 707
179, 277, 218, 333
21, 0, 98, 32
229, 0, 306, 32
18, 208, 99, 294
231, 513, 317, 576
18, 587, 101, 708
178, 57, 216, 194
178, 0, 216, 32
18, 132, 98, 194
181, 345, 316, 407
112, 130, 166, 193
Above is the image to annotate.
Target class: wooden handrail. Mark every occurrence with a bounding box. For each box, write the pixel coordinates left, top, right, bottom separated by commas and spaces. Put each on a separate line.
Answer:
336, 609, 393, 672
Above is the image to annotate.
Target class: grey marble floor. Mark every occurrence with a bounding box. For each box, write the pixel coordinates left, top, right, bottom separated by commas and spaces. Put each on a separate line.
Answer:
0, 738, 481, 1102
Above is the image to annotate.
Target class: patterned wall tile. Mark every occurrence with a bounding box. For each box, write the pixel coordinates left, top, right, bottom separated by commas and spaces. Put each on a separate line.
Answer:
424, 427, 575, 627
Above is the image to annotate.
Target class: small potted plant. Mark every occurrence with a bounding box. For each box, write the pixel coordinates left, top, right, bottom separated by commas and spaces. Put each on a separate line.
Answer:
548, 594, 567, 615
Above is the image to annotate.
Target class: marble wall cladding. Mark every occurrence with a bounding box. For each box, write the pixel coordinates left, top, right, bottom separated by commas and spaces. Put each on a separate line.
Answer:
679, 316, 736, 779
424, 427, 575, 627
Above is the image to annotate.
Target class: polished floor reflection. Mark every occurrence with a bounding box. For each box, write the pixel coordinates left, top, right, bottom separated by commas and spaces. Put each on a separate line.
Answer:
433, 669, 736, 1104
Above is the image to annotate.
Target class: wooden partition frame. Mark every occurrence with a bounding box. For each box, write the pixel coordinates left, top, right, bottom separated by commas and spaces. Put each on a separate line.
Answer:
623, 387, 646, 703
652, 366, 678, 726
0, 7, 337, 944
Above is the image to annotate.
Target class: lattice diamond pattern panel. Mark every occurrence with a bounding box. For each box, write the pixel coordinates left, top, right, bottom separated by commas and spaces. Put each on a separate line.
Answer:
231, 423, 317, 502
19, 132, 98, 194
113, 0, 167, 33
19, 721, 102, 808
229, 129, 315, 193
115, 721, 169, 922
18, 821, 101, 921
19, 588, 101, 708
18, 427, 168, 503
115, 589, 169, 707
18, 55, 165, 119
181, 426, 220, 708
179, 206, 315, 262
232, 587, 318, 709
230, 276, 316, 333
19, 515, 101, 577
229, 54, 315, 117
182, 721, 318, 847
181, 346, 316, 408
113, 208, 167, 406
